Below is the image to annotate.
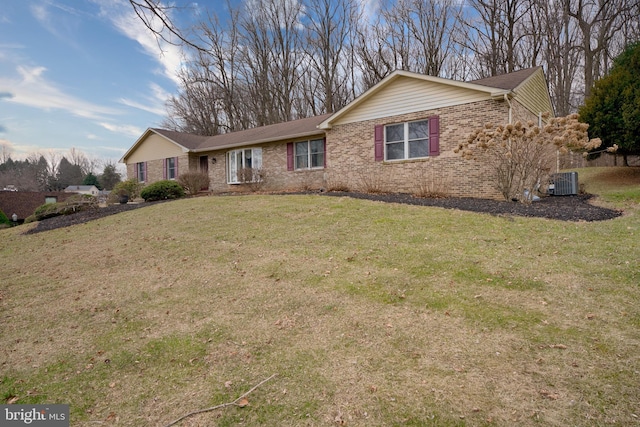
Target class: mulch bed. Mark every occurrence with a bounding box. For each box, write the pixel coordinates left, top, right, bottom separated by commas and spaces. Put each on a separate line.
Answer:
23, 192, 622, 235
325, 192, 623, 222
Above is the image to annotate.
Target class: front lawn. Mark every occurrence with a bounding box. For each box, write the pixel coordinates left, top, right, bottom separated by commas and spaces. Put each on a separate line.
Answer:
1, 167, 638, 426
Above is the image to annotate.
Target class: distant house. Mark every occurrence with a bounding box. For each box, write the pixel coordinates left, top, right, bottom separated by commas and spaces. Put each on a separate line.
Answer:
120, 67, 554, 200
0, 192, 75, 224
64, 185, 99, 196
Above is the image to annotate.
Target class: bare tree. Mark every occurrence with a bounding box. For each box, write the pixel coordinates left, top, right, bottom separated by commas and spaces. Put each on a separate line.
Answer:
406, 0, 466, 78
239, 0, 305, 125
303, 0, 357, 114
565, 0, 635, 99
1, 143, 12, 164
464, 0, 533, 77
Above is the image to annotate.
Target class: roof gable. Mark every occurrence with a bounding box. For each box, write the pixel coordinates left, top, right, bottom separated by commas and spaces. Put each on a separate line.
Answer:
120, 128, 200, 163
320, 70, 513, 129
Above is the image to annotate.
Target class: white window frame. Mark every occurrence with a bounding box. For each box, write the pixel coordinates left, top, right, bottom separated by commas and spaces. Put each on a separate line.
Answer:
294, 139, 325, 170
227, 147, 263, 184
385, 119, 430, 161
136, 162, 146, 183
165, 157, 177, 180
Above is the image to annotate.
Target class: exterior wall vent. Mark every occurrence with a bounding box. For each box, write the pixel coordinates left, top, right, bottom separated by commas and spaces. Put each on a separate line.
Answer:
549, 172, 578, 196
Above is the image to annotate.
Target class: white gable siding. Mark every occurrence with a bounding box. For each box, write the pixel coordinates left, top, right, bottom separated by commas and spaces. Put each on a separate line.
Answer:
513, 70, 554, 118
127, 133, 184, 163
332, 76, 493, 126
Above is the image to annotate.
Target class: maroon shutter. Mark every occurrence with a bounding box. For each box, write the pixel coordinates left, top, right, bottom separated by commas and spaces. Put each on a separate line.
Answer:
287, 143, 294, 171
374, 125, 384, 161
429, 116, 440, 156
175, 157, 179, 177
323, 138, 327, 168
135, 163, 139, 181
162, 159, 167, 179
144, 162, 148, 181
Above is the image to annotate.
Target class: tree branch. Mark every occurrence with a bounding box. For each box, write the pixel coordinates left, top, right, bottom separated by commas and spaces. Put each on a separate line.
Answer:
162, 374, 277, 427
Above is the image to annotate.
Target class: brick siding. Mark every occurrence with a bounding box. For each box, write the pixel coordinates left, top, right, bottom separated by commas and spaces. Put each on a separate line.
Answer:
326, 99, 521, 199
128, 98, 549, 200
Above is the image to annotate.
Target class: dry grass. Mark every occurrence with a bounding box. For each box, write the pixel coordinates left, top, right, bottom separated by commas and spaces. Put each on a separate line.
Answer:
1, 168, 639, 426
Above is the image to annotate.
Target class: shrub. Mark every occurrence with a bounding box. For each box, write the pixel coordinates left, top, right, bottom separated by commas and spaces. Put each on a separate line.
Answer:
110, 179, 143, 202
237, 167, 267, 192
140, 180, 185, 202
33, 195, 98, 221
414, 167, 450, 198
455, 114, 602, 203
0, 210, 10, 226
357, 169, 386, 194
177, 171, 210, 196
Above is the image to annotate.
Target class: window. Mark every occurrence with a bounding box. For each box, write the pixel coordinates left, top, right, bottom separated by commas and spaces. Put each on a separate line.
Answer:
227, 148, 262, 184
385, 120, 430, 160
295, 139, 325, 169
136, 162, 146, 182
164, 157, 177, 179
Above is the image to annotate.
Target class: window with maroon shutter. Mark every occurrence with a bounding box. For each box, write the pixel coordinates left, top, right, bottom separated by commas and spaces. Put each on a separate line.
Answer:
290, 139, 325, 170
380, 117, 439, 160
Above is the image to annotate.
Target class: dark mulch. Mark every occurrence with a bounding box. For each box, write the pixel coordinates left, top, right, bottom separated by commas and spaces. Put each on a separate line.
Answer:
22, 193, 622, 235
324, 192, 623, 222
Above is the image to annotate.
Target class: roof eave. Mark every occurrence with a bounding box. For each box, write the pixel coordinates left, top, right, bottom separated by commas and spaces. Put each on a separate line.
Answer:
193, 129, 327, 153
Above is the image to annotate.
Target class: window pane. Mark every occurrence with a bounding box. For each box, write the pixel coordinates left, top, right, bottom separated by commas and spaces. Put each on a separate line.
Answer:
167, 157, 176, 179
409, 139, 429, 158
137, 163, 145, 182
310, 139, 324, 167
385, 124, 404, 142
408, 120, 429, 140
311, 152, 324, 167
295, 154, 308, 169
253, 148, 262, 169
295, 142, 309, 169
310, 139, 324, 153
386, 142, 404, 160
244, 149, 252, 169
228, 151, 237, 183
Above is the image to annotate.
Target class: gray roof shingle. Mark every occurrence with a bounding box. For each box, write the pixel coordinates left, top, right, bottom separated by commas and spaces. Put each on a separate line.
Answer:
152, 113, 332, 152
470, 66, 541, 90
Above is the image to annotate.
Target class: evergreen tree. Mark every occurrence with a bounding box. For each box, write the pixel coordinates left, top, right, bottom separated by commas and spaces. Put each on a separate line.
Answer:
98, 163, 121, 190
82, 172, 101, 189
579, 42, 640, 165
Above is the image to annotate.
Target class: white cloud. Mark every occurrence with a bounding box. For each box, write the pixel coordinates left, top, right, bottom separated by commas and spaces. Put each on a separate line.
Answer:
119, 82, 170, 116
358, 0, 380, 23
94, 0, 185, 86
0, 65, 121, 119
98, 122, 143, 138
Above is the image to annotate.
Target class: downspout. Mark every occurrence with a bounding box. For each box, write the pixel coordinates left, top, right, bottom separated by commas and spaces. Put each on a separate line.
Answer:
504, 93, 513, 124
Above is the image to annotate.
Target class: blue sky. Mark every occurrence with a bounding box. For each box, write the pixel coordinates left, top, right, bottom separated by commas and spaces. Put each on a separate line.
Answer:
0, 0, 197, 168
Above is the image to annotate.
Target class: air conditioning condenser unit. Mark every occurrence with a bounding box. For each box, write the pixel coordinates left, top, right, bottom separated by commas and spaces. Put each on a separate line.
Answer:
548, 172, 578, 196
